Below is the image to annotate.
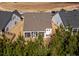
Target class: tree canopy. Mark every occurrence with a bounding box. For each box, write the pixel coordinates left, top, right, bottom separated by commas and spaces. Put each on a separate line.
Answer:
0, 26, 79, 56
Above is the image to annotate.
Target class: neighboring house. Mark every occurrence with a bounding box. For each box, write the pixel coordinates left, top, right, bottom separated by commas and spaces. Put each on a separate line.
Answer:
0, 10, 23, 39
52, 10, 79, 32
23, 12, 53, 39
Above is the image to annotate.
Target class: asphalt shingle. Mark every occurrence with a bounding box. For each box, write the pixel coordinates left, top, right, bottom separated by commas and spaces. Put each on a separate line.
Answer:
59, 10, 79, 28
0, 11, 12, 30
23, 12, 52, 31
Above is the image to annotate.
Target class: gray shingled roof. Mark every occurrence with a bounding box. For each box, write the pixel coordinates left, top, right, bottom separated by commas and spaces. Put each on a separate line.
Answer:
59, 10, 79, 28
0, 11, 12, 30
0, 10, 21, 31
23, 12, 52, 31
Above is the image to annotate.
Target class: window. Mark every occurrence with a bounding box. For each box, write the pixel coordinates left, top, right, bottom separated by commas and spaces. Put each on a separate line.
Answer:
31, 32, 33, 37
25, 32, 30, 37
46, 29, 50, 31
57, 22, 58, 24
31, 32, 36, 37
73, 28, 77, 32
6, 27, 9, 31
15, 21, 17, 25
12, 15, 16, 20
36, 32, 37, 36
46, 29, 48, 31
48, 29, 50, 31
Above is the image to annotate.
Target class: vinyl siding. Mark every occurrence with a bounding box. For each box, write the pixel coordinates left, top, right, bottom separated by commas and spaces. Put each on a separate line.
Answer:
52, 13, 63, 26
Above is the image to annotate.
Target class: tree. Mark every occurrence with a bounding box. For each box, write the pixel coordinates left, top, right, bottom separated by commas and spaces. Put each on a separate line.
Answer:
0, 26, 79, 56
49, 28, 64, 55
24, 35, 50, 56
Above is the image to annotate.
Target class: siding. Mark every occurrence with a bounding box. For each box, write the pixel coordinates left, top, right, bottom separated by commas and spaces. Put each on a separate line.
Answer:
52, 13, 63, 26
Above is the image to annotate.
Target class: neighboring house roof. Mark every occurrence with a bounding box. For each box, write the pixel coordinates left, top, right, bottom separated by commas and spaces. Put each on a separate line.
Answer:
23, 12, 53, 31
59, 10, 79, 28
0, 10, 21, 31
13, 10, 22, 18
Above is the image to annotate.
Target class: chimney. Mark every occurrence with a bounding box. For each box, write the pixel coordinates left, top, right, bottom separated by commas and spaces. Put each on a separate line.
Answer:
51, 11, 56, 14
60, 9, 66, 12
51, 11, 57, 16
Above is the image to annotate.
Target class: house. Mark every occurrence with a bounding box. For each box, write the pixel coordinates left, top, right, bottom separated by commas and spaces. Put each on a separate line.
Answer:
0, 10, 23, 39
52, 9, 79, 32
23, 12, 53, 39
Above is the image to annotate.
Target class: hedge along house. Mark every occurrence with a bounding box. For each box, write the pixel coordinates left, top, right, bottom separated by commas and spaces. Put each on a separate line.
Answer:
0, 10, 23, 39
23, 12, 53, 39
52, 9, 79, 32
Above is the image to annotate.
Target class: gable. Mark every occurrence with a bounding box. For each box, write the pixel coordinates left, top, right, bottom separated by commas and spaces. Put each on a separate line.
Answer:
52, 13, 64, 26
0, 10, 21, 31
12, 14, 20, 21
4, 14, 21, 32
13, 10, 22, 19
